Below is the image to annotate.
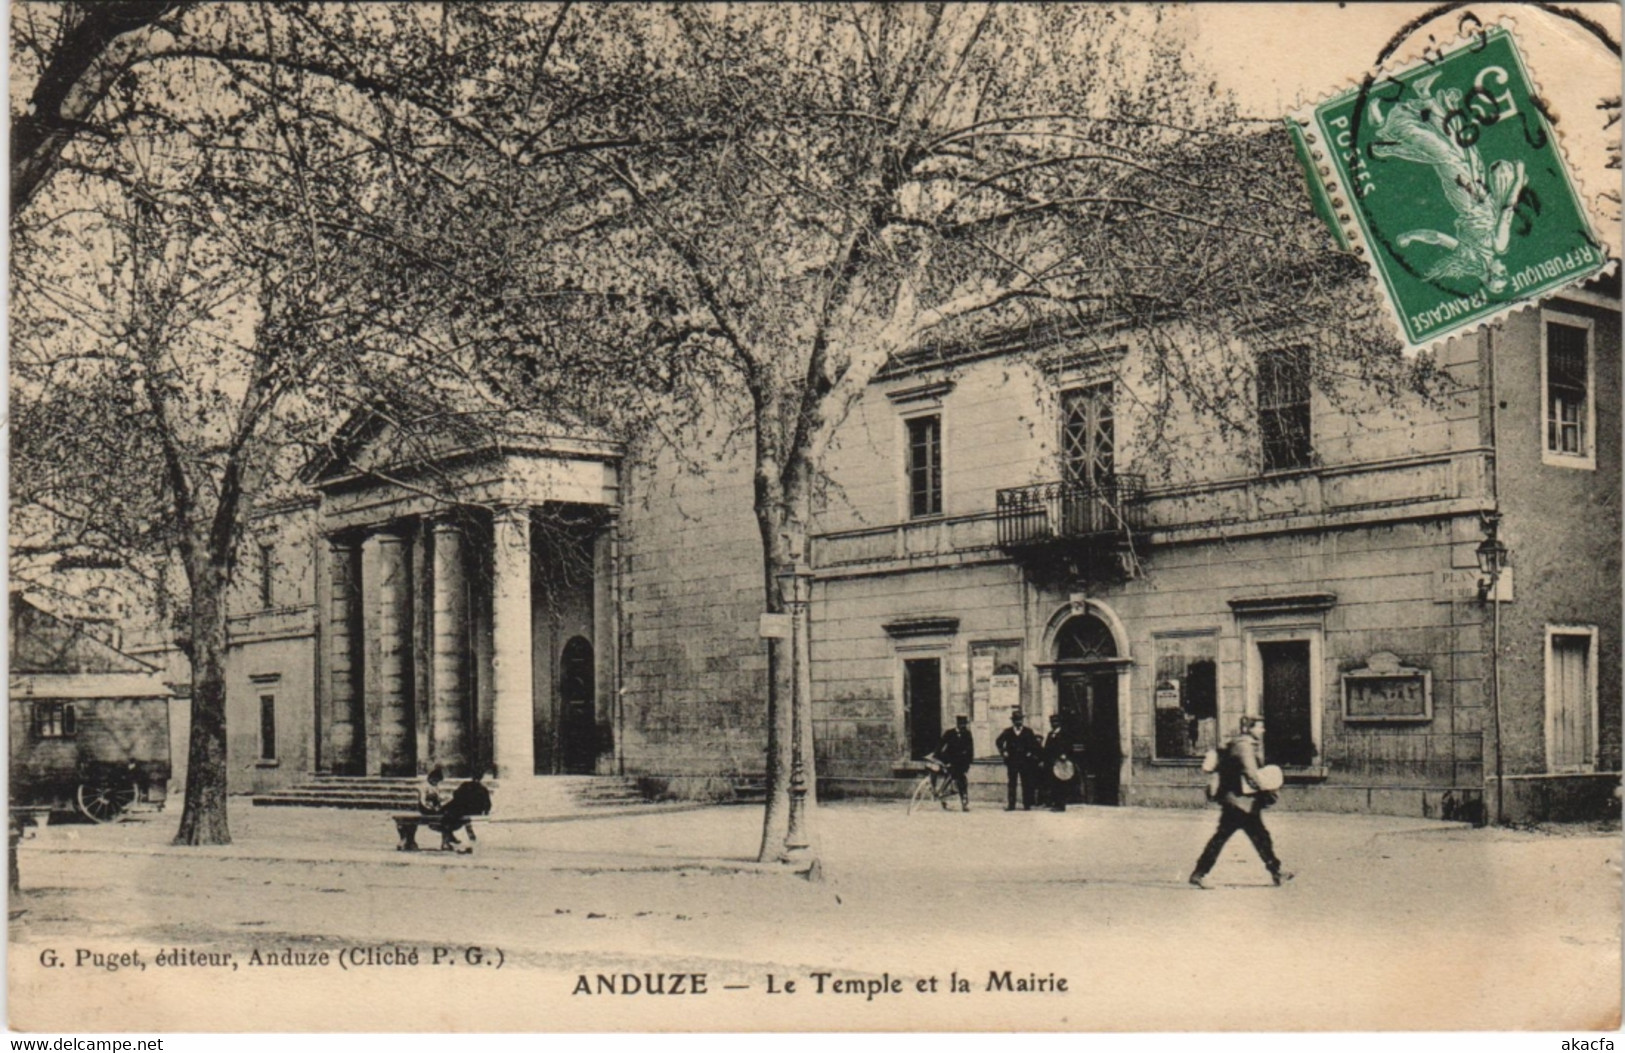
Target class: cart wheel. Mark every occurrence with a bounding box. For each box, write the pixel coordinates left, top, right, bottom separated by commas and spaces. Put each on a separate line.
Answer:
75, 781, 138, 824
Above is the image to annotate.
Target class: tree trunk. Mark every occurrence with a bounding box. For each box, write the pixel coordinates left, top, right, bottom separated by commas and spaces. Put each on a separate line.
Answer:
172, 559, 232, 845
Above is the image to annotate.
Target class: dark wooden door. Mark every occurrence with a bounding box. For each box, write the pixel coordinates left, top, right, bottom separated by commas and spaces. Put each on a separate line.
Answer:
1259, 640, 1313, 767
1057, 672, 1120, 805
904, 658, 943, 761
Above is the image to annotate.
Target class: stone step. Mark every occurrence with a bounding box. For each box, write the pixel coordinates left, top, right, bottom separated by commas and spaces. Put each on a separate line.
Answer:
253, 794, 413, 811
251, 775, 652, 813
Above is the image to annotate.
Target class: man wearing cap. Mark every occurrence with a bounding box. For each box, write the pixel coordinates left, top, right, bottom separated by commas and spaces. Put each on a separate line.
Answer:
995, 709, 1040, 811
1042, 713, 1074, 812
934, 715, 975, 812
1189, 715, 1293, 889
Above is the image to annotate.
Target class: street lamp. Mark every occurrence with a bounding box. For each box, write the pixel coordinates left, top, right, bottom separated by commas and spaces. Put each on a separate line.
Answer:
1477, 511, 1508, 826
775, 552, 815, 870
1475, 516, 1509, 601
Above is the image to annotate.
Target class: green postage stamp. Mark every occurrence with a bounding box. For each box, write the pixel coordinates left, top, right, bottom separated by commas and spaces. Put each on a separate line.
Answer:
1290, 24, 1607, 352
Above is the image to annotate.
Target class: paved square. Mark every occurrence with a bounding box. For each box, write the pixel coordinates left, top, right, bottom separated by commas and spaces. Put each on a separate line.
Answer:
9, 801, 1619, 1031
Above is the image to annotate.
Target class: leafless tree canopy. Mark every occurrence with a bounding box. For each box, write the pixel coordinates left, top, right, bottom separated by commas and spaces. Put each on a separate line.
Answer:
12, 3, 1434, 852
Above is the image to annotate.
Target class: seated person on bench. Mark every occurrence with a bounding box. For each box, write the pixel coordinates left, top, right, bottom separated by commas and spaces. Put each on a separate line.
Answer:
414, 766, 460, 851
417, 766, 446, 813
411, 768, 492, 853
441, 771, 494, 851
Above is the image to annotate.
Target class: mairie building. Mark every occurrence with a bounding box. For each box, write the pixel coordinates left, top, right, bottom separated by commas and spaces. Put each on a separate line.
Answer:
126, 280, 1620, 823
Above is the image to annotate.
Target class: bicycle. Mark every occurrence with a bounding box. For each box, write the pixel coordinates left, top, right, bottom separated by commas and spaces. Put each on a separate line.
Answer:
906, 756, 963, 814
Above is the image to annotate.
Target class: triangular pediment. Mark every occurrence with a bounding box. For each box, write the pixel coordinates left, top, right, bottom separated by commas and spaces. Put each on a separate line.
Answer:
302, 404, 619, 490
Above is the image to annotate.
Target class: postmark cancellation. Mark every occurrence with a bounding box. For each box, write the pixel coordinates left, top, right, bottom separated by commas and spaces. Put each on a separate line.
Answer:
1290, 24, 1609, 353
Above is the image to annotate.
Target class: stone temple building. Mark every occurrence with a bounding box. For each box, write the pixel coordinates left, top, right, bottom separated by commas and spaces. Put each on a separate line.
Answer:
126, 278, 1620, 823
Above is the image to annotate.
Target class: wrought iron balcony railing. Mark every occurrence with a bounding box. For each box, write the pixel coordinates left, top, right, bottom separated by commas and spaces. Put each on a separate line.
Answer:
995, 474, 1147, 550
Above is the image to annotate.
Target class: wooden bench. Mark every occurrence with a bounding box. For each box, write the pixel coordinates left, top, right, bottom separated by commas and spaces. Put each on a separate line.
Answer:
391, 813, 478, 852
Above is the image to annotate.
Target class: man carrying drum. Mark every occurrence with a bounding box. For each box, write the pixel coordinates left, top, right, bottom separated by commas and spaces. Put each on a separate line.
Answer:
1189, 715, 1293, 889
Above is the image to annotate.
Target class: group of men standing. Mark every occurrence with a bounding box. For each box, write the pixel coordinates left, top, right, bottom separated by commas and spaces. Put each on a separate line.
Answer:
932, 710, 1291, 889
995, 709, 1076, 812
933, 709, 1077, 813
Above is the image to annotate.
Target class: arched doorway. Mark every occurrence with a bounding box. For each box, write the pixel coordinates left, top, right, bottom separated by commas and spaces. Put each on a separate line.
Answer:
1046, 612, 1124, 805
558, 636, 597, 774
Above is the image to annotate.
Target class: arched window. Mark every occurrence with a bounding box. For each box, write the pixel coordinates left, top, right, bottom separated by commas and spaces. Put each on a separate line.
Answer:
1055, 615, 1117, 661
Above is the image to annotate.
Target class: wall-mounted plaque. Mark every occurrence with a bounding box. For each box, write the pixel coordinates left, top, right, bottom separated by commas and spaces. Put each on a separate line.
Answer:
1341, 652, 1431, 722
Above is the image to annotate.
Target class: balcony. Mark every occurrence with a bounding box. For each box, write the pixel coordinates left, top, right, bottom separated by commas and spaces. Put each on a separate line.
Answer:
996, 475, 1147, 549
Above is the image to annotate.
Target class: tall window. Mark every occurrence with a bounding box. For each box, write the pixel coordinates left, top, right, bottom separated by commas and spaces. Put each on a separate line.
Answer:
906, 415, 942, 518
1258, 347, 1311, 472
1545, 318, 1592, 464
34, 702, 76, 739
258, 543, 276, 609
1061, 384, 1114, 487
259, 694, 277, 761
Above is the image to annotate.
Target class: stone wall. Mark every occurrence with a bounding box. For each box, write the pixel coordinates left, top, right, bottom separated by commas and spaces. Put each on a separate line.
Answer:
805, 325, 1509, 816
1483, 297, 1622, 820
616, 418, 772, 776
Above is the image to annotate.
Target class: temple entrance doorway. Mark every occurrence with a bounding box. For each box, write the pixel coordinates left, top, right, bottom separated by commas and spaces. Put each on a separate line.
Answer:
558, 636, 597, 774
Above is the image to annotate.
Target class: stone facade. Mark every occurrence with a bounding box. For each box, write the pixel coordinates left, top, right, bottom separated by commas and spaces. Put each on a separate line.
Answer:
179, 425, 623, 797
802, 290, 1619, 822
1482, 297, 1623, 819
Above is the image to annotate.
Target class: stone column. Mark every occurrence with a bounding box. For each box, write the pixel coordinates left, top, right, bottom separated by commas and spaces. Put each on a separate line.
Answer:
365, 529, 414, 775
361, 536, 381, 774
326, 536, 362, 774
411, 523, 432, 772
431, 518, 470, 773
491, 505, 534, 780
591, 517, 619, 775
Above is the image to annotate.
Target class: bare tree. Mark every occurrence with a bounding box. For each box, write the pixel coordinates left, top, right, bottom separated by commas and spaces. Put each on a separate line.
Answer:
10, 2, 741, 844
14, 3, 1424, 859
460, 4, 1414, 862
11, 5, 556, 843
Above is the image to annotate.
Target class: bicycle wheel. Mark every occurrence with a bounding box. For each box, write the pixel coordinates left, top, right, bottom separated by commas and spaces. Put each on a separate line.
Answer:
907, 775, 936, 815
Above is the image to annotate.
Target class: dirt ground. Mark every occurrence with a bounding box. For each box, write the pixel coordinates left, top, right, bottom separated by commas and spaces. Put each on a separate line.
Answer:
7, 800, 1620, 1032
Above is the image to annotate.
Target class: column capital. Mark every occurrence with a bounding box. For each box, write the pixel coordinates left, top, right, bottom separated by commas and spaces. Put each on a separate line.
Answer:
491, 503, 531, 523
430, 515, 465, 538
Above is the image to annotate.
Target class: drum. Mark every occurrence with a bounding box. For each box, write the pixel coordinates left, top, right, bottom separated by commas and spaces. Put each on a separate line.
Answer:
1254, 764, 1285, 792
1051, 757, 1077, 782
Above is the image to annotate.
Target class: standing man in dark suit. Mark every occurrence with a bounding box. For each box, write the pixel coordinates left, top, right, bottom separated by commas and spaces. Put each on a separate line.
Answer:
1042, 713, 1074, 812
995, 709, 1040, 811
934, 715, 975, 812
